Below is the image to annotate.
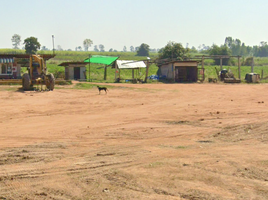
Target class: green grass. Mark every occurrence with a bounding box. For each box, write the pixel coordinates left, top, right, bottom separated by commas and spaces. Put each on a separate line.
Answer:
204, 65, 268, 82
2, 49, 268, 83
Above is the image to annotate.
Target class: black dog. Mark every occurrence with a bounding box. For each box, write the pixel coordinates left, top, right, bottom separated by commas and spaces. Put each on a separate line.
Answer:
97, 86, 108, 94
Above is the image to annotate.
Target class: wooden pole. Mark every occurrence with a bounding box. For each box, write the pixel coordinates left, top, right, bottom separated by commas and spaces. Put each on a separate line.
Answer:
202, 56, 204, 69
202, 56, 204, 81
220, 57, 223, 70
251, 57, 254, 73
88, 54, 91, 82
104, 65, 107, 80
238, 56, 241, 79
132, 69, 134, 79
115, 62, 118, 82
144, 59, 150, 83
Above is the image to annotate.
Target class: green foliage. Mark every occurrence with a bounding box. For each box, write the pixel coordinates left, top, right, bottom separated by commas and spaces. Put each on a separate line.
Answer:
224, 37, 249, 56
204, 65, 268, 83
253, 42, 268, 57
23, 37, 41, 54
83, 39, 93, 51
242, 57, 254, 66
209, 44, 231, 65
11, 34, 21, 49
224, 37, 268, 57
158, 42, 189, 60
136, 43, 150, 56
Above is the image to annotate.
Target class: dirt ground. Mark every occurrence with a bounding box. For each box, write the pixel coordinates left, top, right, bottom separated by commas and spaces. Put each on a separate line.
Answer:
0, 82, 268, 200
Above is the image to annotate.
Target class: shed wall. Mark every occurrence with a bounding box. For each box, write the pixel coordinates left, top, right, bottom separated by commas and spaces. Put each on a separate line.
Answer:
160, 64, 173, 79
64, 66, 86, 80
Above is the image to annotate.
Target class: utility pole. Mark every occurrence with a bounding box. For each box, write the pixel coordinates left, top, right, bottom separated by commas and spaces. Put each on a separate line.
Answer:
52, 35, 55, 55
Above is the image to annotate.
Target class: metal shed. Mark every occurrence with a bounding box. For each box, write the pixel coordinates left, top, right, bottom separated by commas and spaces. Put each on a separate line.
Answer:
58, 62, 87, 80
158, 61, 201, 82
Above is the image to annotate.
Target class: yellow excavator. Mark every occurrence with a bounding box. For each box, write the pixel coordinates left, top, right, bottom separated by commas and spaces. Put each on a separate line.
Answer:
22, 55, 55, 91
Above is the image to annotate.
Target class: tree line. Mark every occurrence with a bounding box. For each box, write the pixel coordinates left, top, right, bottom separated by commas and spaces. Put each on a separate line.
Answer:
10, 34, 152, 57
10, 34, 268, 62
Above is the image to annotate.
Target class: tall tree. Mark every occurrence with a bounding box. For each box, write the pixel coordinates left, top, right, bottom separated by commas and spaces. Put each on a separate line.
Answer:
83, 39, 93, 51
99, 44, 105, 52
123, 46, 127, 52
136, 43, 150, 56
255, 41, 268, 57
224, 36, 233, 48
23, 37, 41, 54
158, 42, 189, 60
130, 46, 134, 52
11, 34, 21, 49
94, 45, 99, 52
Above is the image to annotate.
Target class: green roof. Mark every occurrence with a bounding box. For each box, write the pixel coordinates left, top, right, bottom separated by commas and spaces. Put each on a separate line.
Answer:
84, 55, 118, 65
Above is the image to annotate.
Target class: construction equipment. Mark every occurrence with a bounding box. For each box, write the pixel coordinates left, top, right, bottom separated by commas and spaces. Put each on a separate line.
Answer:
214, 67, 241, 83
22, 55, 55, 91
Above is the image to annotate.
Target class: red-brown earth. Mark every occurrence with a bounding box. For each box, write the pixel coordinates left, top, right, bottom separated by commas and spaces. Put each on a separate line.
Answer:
0, 83, 267, 199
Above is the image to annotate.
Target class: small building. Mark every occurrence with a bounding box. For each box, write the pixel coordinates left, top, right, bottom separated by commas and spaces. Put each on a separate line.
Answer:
158, 61, 201, 82
58, 62, 87, 80
0, 56, 20, 79
0, 54, 54, 79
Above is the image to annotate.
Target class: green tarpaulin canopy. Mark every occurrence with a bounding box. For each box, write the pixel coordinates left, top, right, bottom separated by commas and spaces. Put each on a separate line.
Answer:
84, 55, 118, 65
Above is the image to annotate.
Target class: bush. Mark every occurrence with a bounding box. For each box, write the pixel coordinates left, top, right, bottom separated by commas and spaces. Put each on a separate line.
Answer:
242, 57, 253, 66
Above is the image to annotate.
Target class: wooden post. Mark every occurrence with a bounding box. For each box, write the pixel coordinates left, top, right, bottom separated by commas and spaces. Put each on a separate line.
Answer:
238, 56, 241, 79
220, 57, 223, 70
114, 62, 118, 82
251, 57, 254, 73
173, 63, 175, 81
202, 56, 204, 69
144, 58, 150, 83
202, 56, 204, 81
132, 69, 134, 79
104, 65, 107, 80
88, 54, 91, 82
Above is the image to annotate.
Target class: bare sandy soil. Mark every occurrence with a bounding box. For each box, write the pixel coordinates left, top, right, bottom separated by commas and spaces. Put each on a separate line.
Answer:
0, 82, 268, 200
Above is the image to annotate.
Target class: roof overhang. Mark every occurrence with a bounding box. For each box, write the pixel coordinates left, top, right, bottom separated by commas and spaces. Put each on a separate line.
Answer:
0, 54, 55, 59
116, 60, 146, 69
84, 55, 119, 65
58, 62, 86, 67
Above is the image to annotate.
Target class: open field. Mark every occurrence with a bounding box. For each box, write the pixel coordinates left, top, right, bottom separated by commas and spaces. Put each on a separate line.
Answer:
0, 83, 268, 199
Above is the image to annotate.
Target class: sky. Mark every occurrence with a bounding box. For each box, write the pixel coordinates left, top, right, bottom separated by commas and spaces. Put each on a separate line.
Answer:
1, 0, 267, 51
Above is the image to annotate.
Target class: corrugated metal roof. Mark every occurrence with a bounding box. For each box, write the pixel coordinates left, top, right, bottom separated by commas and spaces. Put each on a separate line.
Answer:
116, 60, 146, 69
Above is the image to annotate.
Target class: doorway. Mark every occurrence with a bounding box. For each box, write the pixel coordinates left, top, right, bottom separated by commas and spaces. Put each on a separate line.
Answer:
74, 67, 80, 80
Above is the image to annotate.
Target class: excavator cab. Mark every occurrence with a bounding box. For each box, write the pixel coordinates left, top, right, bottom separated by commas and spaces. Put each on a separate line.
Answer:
22, 55, 55, 91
